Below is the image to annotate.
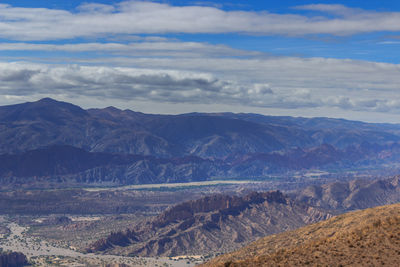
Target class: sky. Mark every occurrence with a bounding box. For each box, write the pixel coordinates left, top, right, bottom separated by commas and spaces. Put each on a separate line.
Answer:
1, 1, 400, 122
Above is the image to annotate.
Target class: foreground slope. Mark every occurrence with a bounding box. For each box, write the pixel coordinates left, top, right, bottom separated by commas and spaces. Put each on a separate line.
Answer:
202, 203, 400, 267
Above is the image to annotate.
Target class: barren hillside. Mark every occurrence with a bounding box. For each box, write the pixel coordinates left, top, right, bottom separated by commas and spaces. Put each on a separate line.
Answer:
202, 203, 400, 266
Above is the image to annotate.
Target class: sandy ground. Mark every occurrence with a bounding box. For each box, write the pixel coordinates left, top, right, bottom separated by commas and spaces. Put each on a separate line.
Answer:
0, 217, 199, 266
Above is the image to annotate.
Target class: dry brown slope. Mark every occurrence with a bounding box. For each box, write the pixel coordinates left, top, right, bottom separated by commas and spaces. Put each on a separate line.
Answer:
202, 202, 400, 267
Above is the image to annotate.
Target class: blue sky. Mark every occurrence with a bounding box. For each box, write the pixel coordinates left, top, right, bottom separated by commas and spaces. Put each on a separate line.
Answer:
1, 0, 400, 122
5, 0, 400, 11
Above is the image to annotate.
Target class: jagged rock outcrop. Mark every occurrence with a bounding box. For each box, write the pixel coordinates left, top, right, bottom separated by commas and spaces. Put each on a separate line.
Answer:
87, 191, 332, 256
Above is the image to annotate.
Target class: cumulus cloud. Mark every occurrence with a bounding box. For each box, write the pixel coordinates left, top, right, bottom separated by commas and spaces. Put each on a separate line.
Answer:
2, 56, 400, 115
1, 2, 400, 40
0, 63, 264, 105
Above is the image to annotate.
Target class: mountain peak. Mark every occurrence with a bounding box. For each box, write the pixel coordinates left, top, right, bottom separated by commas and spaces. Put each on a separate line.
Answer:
0, 97, 88, 123
36, 97, 59, 103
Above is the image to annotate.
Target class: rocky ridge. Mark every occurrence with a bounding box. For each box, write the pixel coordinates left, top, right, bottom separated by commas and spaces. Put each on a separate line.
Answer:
87, 191, 331, 256
86, 175, 400, 257
292, 175, 400, 212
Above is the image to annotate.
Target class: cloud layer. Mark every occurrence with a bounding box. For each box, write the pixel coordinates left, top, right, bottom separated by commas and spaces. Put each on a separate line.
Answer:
0, 41, 261, 58
2, 57, 400, 114
1, 2, 400, 40
2, 1, 400, 122
0, 63, 275, 107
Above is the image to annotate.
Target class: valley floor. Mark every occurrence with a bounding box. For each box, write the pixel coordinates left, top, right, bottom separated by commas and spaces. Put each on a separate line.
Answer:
0, 216, 199, 267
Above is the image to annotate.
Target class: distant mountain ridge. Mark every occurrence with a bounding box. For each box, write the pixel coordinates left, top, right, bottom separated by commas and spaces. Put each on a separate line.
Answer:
2, 98, 400, 185
0, 145, 218, 186
1, 142, 400, 186
2, 98, 400, 156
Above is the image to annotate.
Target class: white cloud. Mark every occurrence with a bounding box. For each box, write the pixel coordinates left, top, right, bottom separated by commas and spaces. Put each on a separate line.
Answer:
0, 41, 261, 58
0, 63, 258, 105
1, 2, 400, 40
1, 56, 400, 116
294, 4, 361, 16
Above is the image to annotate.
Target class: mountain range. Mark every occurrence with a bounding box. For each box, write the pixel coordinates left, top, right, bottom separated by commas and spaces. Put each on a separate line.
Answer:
2, 98, 400, 186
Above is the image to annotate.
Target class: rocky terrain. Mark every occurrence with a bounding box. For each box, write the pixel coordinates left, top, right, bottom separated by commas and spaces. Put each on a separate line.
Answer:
2, 98, 400, 186
202, 203, 400, 267
85, 175, 400, 258
0, 187, 203, 215
3, 174, 400, 216
87, 191, 332, 257
0, 218, 191, 267
291, 175, 400, 212
0, 251, 29, 267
